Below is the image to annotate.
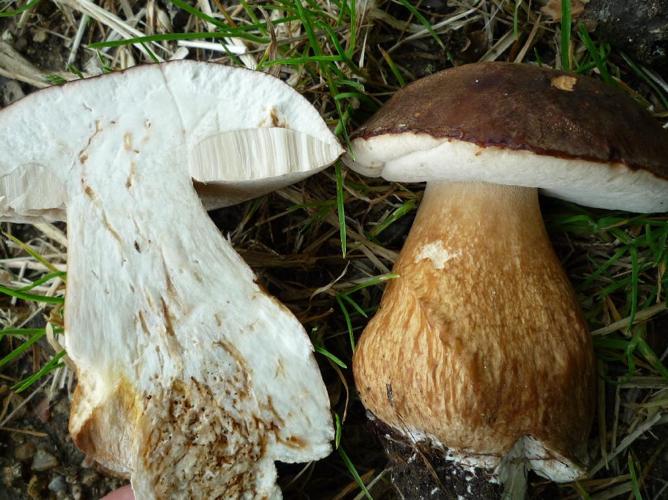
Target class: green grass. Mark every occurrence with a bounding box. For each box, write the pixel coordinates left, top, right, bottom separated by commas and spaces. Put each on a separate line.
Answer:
368, 198, 416, 239
339, 446, 373, 500
336, 273, 399, 353
0, 0, 40, 18
335, 161, 348, 258
0, 232, 65, 392
548, 209, 668, 375
577, 23, 612, 83
395, 0, 444, 49
560, 0, 572, 70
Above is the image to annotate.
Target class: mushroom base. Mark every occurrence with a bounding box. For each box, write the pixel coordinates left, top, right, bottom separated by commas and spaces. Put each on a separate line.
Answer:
372, 418, 574, 499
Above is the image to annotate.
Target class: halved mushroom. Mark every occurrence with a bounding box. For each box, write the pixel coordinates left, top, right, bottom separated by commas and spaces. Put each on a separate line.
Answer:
0, 61, 343, 498
346, 62, 668, 496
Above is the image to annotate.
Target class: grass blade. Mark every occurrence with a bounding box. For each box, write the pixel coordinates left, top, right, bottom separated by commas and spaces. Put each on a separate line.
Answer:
17, 271, 67, 292
0, 0, 39, 17
1, 327, 62, 339
168, 0, 228, 31
336, 295, 355, 352
3, 232, 62, 275
628, 453, 642, 500
89, 31, 268, 49
12, 350, 66, 393
315, 345, 348, 369
369, 199, 416, 239
621, 52, 668, 109
396, 0, 444, 49
577, 23, 611, 83
343, 273, 399, 295
347, 0, 357, 57
0, 330, 45, 370
267, 54, 345, 65
334, 412, 342, 449
335, 162, 347, 258
338, 447, 372, 500
627, 245, 639, 331
513, 0, 523, 39
379, 47, 406, 87
0, 284, 64, 304
560, 0, 572, 71
340, 293, 368, 318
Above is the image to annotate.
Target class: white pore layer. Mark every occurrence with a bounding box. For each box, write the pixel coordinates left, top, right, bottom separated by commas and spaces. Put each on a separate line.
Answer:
347, 133, 668, 213
0, 61, 342, 223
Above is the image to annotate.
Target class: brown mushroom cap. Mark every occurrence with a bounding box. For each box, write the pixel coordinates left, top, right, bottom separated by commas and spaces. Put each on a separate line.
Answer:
348, 62, 668, 212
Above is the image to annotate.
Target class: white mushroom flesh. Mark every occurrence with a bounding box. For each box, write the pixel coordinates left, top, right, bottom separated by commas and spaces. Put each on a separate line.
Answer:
0, 61, 342, 499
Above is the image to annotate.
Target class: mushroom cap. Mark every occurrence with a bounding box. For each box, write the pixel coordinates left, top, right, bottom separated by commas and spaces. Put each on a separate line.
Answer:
0, 61, 342, 222
347, 62, 668, 213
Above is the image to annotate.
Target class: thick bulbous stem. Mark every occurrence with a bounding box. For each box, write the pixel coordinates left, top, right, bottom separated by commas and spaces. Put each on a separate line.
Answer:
353, 181, 595, 481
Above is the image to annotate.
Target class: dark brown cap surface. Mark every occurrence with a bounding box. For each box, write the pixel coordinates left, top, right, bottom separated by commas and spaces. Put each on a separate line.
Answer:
356, 62, 668, 178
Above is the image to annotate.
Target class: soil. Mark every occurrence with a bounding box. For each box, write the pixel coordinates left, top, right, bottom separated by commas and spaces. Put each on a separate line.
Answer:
584, 0, 668, 69
371, 420, 502, 500
0, 389, 125, 499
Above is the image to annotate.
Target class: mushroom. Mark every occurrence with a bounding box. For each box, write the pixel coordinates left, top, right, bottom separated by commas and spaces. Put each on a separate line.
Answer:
0, 61, 343, 498
346, 62, 668, 495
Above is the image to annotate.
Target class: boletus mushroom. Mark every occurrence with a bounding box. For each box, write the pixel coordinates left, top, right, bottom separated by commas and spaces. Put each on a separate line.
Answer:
347, 62, 668, 496
0, 61, 343, 498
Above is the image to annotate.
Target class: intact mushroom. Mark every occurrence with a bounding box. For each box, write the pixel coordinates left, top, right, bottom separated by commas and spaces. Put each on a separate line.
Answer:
347, 62, 668, 496
0, 61, 343, 498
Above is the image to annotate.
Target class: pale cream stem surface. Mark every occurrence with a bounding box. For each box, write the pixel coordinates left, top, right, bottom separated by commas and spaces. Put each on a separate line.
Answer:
354, 181, 595, 480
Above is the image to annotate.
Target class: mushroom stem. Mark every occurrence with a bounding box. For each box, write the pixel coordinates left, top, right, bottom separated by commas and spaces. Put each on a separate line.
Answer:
354, 181, 595, 488
64, 133, 332, 498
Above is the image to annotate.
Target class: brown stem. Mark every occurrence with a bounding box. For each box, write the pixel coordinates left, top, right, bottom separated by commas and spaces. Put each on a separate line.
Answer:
354, 181, 595, 481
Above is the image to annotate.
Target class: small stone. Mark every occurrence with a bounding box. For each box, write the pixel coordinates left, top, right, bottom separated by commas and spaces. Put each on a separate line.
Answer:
32, 29, 47, 43
27, 475, 43, 499
53, 397, 70, 419
14, 441, 36, 462
1, 464, 21, 487
71, 483, 83, 500
14, 37, 26, 51
34, 396, 51, 423
80, 468, 97, 487
48, 475, 67, 493
32, 449, 59, 472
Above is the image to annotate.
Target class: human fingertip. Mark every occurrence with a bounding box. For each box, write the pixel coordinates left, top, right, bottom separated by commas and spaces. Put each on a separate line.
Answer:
100, 484, 134, 500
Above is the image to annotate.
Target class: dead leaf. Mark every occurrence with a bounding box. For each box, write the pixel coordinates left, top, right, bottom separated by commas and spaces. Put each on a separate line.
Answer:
541, 0, 587, 22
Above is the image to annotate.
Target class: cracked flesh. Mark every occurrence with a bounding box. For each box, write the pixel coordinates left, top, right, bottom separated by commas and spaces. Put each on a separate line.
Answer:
0, 62, 340, 499
353, 181, 595, 482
